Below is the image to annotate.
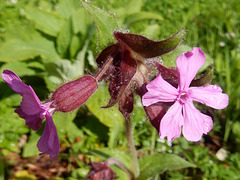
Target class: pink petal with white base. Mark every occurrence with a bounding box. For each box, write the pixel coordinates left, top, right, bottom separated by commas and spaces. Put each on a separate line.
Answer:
182, 102, 213, 141
159, 101, 183, 141
177, 47, 205, 90
190, 85, 229, 109
142, 74, 178, 106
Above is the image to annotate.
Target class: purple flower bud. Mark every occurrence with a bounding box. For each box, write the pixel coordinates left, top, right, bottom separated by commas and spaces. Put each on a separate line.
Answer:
51, 76, 98, 112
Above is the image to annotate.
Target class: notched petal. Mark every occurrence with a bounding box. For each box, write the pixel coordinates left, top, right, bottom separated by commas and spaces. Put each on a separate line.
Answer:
159, 101, 183, 142
190, 85, 229, 109
182, 102, 213, 141
114, 29, 185, 58
177, 47, 206, 90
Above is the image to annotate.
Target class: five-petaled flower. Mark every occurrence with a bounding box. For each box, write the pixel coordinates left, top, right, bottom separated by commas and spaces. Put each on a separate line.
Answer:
142, 48, 229, 142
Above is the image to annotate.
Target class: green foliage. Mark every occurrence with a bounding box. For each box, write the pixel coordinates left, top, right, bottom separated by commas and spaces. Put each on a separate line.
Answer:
0, 153, 4, 180
86, 84, 124, 148
0, 0, 239, 179
137, 154, 195, 180
0, 39, 59, 63
81, 1, 119, 48
25, 8, 64, 37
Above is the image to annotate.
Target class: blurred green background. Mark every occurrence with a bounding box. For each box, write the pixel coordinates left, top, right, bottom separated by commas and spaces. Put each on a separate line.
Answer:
0, 0, 239, 179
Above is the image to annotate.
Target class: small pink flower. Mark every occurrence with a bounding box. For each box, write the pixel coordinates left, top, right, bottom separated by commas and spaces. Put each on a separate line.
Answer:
2, 70, 59, 158
142, 48, 229, 142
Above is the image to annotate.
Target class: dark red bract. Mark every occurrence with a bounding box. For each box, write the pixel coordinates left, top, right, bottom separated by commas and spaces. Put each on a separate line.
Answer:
94, 30, 185, 118
86, 162, 116, 180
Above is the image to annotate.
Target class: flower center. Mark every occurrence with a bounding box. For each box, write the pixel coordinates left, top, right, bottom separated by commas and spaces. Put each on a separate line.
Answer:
177, 90, 191, 104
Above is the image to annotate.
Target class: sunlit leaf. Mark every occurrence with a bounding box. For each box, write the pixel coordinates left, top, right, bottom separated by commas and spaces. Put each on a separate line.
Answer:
25, 8, 64, 37
114, 0, 143, 16
125, 11, 163, 26
86, 84, 124, 148
14, 170, 37, 180
57, 0, 81, 18
0, 61, 35, 82
53, 110, 78, 140
72, 8, 92, 35
57, 20, 72, 57
81, 1, 119, 48
0, 39, 59, 63
22, 131, 41, 158
137, 153, 195, 180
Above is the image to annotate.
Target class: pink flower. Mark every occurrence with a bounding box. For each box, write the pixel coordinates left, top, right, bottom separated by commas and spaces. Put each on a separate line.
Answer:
2, 70, 59, 158
142, 48, 229, 142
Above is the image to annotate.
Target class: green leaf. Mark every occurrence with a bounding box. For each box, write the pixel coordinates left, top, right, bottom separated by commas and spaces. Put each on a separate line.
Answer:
57, 0, 81, 18
0, 153, 4, 180
137, 153, 195, 180
0, 61, 36, 82
86, 84, 124, 148
70, 35, 81, 58
162, 44, 191, 67
25, 8, 64, 37
22, 131, 41, 158
114, 0, 143, 16
72, 8, 92, 35
53, 110, 78, 140
111, 165, 131, 180
45, 57, 85, 85
0, 39, 59, 63
87, 148, 132, 172
57, 20, 72, 57
125, 11, 163, 26
81, 1, 119, 48
142, 24, 161, 39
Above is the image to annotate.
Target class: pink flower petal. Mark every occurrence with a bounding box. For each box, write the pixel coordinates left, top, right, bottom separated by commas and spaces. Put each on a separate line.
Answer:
142, 74, 178, 106
159, 101, 183, 141
20, 86, 44, 115
177, 47, 205, 91
37, 112, 60, 159
15, 107, 43, 130
182, 102, 213, 141
190, 85, 229, 109
2, 69, 29, 96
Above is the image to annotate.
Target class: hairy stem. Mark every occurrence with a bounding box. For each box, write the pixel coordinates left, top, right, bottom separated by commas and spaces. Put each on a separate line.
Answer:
94, 55, 114, 81
125, 116, 140, 178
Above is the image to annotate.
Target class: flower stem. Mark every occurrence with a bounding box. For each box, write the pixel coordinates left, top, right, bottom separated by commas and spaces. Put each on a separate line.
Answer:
95, 55, 114, 81
125, 116, 140, 178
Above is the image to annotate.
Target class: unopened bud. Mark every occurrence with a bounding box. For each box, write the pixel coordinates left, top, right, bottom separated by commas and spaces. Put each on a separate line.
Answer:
51, 76, 98, 112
